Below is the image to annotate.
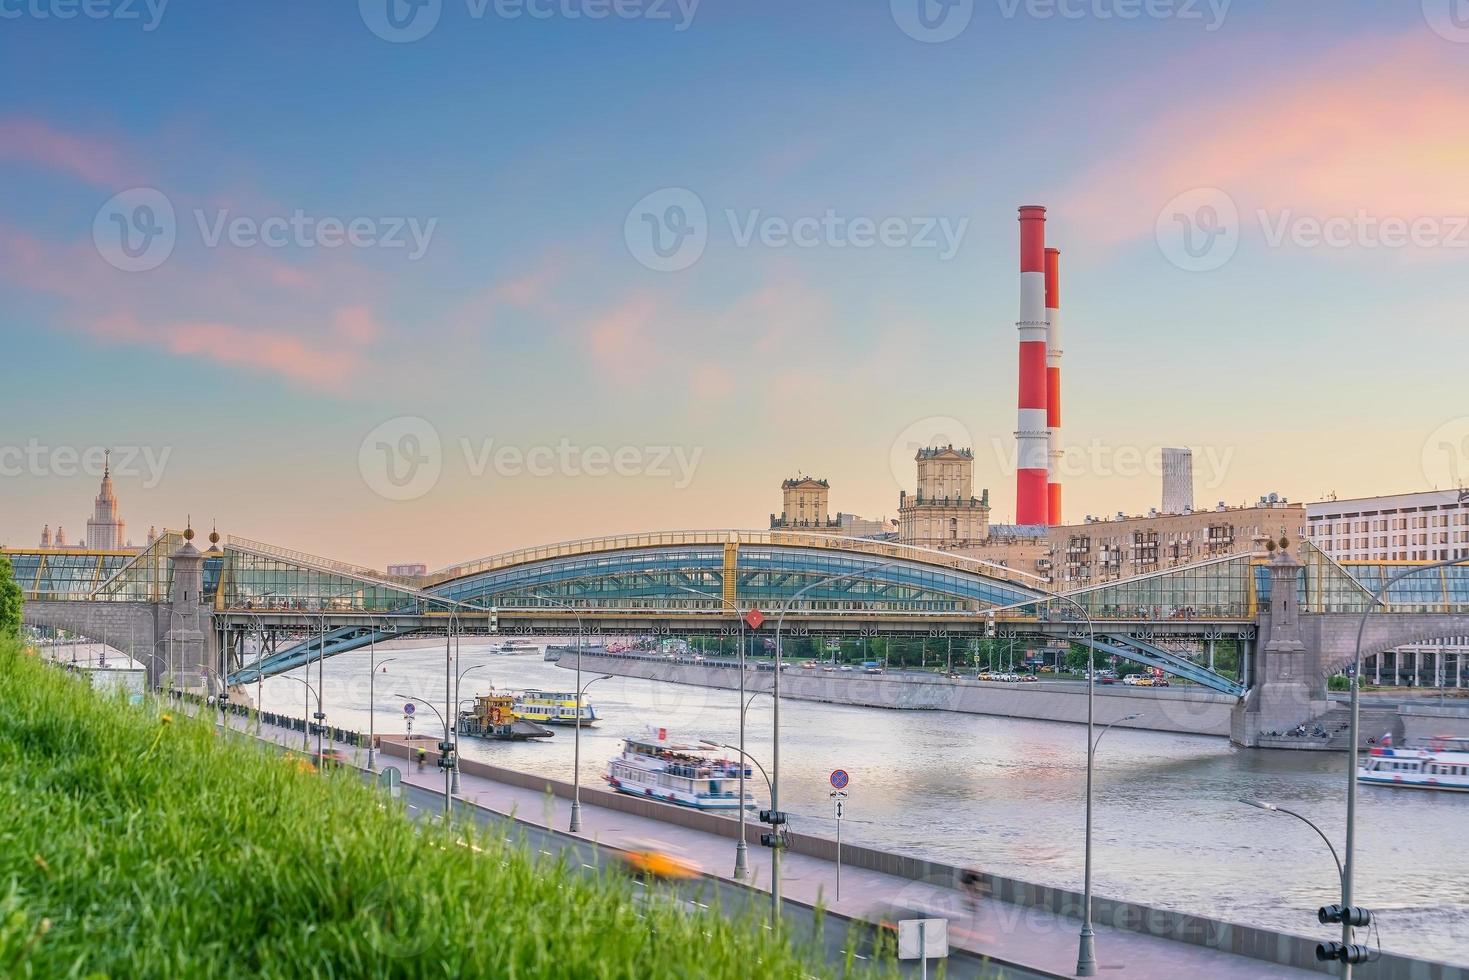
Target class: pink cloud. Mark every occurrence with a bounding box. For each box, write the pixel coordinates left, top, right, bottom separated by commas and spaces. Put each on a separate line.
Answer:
584, 293, 660, 380
1055, 33, 1469, 249
0, 117, 137, 188
88, 312, 367, 389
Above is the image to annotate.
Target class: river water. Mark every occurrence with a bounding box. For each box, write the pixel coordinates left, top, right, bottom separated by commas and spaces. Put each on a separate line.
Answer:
247, 638, 1469, 966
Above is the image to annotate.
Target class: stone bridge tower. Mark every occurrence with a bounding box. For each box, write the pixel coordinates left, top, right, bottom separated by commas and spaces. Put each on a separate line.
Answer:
163, 525, 210, 692
1232, 539, 1327, 745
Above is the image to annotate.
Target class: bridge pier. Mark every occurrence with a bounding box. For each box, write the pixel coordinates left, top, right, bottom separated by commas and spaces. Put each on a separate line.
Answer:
1232, 544, 1326, 747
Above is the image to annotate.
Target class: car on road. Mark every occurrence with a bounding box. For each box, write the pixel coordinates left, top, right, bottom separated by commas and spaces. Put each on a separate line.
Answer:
617, 841, 702, 881
864, 666, 883, 674
822, 665, 836, 672
1097, 675, 1117, 685
838, 665, 853, 672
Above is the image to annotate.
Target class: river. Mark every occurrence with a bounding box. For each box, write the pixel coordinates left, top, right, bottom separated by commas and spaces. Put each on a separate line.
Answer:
249, 637, 1469, 966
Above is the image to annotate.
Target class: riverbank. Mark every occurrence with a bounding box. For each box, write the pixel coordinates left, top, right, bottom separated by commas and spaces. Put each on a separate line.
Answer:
551, 650, 1236, 737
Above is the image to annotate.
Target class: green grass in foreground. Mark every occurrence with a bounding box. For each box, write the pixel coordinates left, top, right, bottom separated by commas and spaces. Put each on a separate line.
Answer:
0, 642, 867, 978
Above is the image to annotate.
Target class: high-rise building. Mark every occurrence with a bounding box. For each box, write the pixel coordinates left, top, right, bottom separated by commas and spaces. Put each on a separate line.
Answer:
85, 452, 127, 550
1161, 448, 1194, 515
898, 446, 991, 548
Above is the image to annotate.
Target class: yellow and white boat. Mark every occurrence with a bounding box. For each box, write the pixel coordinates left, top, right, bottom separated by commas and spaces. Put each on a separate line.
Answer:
512, 689, 599, 727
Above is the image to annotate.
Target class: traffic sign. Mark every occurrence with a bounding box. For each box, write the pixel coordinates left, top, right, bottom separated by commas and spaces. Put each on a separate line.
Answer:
830, 768, 849, 790
402, 702, 416, 716
744, 608, 766, 630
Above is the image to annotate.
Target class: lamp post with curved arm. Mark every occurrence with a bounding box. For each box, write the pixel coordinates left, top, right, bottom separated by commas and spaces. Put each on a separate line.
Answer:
396, 694, 451, 817
771, 560, 898, 928
1239, 798, 1343, 891
277, 674, 323, 763
531, 592, 590, 833
677, 583, 755, 879
1341, 556, 1469, 978
451, 662, 494, 793
369, 648, 397, 772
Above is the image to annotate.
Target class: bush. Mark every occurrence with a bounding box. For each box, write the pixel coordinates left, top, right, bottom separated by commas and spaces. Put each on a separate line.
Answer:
0, 556, 21, 639
0, 641, 839, 978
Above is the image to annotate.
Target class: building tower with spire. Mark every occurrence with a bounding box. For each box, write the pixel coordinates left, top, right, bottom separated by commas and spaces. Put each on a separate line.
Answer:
85, 450, 127, 550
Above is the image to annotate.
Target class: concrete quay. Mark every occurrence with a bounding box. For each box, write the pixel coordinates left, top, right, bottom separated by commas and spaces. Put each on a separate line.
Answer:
551, 649, 1236, 737
220, 707, 1463, 980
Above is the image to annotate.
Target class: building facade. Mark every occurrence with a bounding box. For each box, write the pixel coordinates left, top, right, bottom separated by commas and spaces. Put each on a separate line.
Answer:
1306, 489, 1469, 688
770, 477, 840, 531
897, 447, 991, 548
1049, 495, 1305, 586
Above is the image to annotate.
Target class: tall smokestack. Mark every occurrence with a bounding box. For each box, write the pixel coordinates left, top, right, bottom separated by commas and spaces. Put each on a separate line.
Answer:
1045, 246, 1062, 526
1015, 205, 1049, 526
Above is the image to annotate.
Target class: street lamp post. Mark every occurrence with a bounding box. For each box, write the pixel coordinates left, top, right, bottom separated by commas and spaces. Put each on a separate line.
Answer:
396, 694, 452, 817
277, 674, 322, 762
1342, 557, 1468, 978
531, 593, 589, 833
771, 560, 898, 929
677, 583, 753, 879
368, 651, 397, 772
983, 587, 1099, 975
452, 662, 493, 793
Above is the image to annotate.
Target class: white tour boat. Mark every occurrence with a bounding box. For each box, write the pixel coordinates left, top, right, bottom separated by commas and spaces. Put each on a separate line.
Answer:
1358, 735, 1469, 793
605, 732, 757, 810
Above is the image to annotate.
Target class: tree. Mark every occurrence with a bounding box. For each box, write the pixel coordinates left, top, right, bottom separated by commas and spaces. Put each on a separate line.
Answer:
0, 554, 22, 639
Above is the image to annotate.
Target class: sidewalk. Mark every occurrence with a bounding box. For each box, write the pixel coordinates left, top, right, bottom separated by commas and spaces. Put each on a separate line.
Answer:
228, 713, 1316, 979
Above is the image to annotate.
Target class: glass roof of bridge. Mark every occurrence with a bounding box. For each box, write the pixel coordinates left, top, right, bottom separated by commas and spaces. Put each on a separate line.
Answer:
1, 550, 135, 601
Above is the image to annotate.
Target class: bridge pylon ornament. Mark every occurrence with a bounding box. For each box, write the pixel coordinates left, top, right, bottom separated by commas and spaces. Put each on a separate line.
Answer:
1232, 536, 1324, 747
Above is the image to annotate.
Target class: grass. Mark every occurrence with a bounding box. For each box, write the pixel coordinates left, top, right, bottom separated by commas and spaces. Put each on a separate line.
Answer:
0, 640, 862, 978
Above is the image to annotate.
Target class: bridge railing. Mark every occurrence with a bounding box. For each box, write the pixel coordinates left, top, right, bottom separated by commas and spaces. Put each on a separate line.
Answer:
423, 529, 1051, 589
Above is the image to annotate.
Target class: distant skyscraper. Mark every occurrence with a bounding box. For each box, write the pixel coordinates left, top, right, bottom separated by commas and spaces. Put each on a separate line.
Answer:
1161, 448, 1194, 514
85, 451, 127, 550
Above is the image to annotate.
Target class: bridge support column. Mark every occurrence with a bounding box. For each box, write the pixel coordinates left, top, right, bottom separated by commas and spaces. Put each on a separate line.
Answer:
1233, 544, 1326, 747
163, 529, 211, 694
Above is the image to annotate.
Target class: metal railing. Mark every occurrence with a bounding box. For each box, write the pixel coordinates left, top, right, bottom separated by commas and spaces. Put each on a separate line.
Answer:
424, 529, 1052, 588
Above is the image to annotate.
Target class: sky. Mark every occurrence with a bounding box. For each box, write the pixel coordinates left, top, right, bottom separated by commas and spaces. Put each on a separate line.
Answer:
3, 0, 1468, 569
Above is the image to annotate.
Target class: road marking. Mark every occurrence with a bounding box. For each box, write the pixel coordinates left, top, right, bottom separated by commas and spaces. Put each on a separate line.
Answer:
581, 864, 596, 870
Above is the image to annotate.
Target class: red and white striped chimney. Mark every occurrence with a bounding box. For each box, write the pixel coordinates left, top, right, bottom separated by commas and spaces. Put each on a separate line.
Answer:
1045, 246, 1062, 526
1015, 205, 1049, 526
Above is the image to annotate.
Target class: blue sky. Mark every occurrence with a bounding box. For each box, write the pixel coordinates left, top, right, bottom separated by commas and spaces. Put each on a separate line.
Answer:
3, 1, 1467, 567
